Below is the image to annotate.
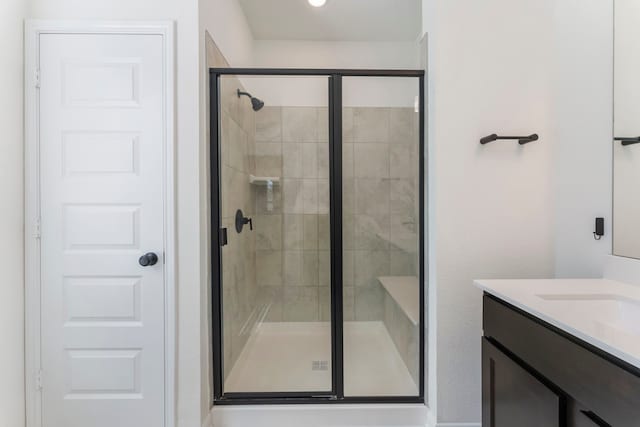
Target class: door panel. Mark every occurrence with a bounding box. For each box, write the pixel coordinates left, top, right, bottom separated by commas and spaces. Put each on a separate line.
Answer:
216, 75, 333, 395
40, 33, 165, 427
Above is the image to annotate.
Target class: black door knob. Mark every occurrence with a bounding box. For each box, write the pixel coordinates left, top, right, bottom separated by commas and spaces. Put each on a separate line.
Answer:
139, 252, 159, 267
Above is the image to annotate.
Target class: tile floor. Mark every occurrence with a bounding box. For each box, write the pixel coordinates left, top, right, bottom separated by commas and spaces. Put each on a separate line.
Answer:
224, 321, 418, 396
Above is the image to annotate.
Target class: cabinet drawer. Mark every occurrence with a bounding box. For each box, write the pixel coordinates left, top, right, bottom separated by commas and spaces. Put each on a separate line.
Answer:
483, 294, 640, 427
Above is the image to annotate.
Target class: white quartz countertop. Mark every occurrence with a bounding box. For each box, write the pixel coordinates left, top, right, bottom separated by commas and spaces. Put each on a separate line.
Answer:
475, 278, 640, 369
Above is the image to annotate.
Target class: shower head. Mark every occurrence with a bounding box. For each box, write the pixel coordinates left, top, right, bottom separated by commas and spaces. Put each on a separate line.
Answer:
237, 89, 265, 111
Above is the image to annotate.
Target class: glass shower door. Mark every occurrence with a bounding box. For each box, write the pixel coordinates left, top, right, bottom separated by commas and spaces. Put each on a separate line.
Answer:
341, 76, 422, 397
215, 74, 334, 395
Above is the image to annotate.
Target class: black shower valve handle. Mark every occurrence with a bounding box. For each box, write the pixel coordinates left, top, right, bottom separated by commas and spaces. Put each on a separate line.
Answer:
235, 209, 253, 233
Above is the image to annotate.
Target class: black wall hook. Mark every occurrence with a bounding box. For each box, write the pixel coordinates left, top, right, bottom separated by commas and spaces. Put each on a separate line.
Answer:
480, 133, 539, 145
614, 136, 640, 146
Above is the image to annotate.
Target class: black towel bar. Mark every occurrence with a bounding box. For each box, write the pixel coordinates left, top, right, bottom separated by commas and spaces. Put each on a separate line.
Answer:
480, 133, 539, 145
614, 136, 640, 146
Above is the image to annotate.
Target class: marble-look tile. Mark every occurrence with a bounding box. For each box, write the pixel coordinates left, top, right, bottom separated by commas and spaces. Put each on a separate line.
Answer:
355, 284, 385, 321
390, 179, 416, 218
390, 216, 418, 253
390, 250, 417, 276
318, 107, 329, 143
282, 214, 304, 250
318, 215, 330, 250
303, 215, 318, 250
284, 251, 303, 285
318, 143, 330, 179
282, 143, 303, 178
282, 107, 318, 143
256, 106, 282, 142
354, 250, 390, 288
238, 90, 256, 135
255, 215, 282, 250
302, 144, 318, 178
355, 178, 390, 216
389, 108, 416, 145
282, 179, 303, 214
224, 166, 248, 218
318, 251, 330, 287
343, 250, 355, 286
319, 286, 331, 321
343, 178, 356, 216
343, 286, 355, 321
224, 118, 247, 172
220, 112, 232, 167
283, 214, 303, 250
302, 251, 319, 286
283, 287, 319, 321
342, 144, 355, 178
354, 107, 389, 143
354, 214, 390, 250
342, 108, 354, 143
302, 179, 318, 214
256, 250, 282, 286
354, 143, 389, 178
318, 179, 330, 214
342, 214, 355, 251
257, 286, 283, 322
220, 76, 241, 123
255, 143, 282, 177
390, 144, 413, 179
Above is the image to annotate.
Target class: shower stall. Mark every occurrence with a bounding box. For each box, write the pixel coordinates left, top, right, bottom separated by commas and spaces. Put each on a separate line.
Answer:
210, 68, 424, 404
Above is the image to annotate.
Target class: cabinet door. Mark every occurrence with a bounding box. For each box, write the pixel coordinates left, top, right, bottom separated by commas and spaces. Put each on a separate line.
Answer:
482, 338, 561, 427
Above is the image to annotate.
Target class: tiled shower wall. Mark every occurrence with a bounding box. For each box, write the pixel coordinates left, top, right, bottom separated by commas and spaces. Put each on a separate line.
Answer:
253, 106, 419, 323
219, 75, 259, 378
253, 106, 332, 321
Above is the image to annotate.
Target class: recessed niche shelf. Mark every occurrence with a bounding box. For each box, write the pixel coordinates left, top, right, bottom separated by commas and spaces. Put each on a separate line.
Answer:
249, 175, 280, 186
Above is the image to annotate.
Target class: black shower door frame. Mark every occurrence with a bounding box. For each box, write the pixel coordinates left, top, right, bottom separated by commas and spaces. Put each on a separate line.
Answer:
210, 68, 425, 405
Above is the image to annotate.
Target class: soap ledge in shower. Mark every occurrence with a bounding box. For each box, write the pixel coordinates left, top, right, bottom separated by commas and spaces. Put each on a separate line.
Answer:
249, 175, 280, 186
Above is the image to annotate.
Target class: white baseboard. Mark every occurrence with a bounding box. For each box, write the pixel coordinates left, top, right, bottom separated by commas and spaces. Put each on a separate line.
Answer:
210, 404, 429, 427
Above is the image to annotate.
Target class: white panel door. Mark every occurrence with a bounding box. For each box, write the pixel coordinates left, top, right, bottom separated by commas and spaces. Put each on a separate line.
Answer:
39, 33, 165, 427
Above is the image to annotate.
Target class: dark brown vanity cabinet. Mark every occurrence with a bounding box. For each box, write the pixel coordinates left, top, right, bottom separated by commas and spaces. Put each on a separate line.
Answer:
482, 338, 561, 426
482, 293, 640, 427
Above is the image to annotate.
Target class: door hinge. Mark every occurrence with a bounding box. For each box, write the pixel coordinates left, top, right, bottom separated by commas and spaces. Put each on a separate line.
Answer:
34, 68, 40, 88
36, 369, 43, 391
34, 217, 41, 240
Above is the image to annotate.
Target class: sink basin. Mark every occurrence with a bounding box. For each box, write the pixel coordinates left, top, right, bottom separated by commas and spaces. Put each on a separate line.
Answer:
536, 293, 640, 336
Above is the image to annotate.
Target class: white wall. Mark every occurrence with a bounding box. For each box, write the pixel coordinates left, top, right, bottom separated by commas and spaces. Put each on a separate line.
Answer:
423, 0, 614, 424
552, 0, 613, 276
26, 1, 203, 426
0, 0, 27, 426
198, 0, 256, 420
248, 40, 420, 107
423, 0, 557, 423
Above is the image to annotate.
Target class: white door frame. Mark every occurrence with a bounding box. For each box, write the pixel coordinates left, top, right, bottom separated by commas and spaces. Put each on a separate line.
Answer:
24, 20, 176, 427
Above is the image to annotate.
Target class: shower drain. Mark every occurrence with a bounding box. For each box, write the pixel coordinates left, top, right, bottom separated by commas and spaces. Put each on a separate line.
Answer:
311, 360, 329, 371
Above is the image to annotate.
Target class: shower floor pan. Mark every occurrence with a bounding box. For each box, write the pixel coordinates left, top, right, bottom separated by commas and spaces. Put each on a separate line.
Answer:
224, 321, 418, 397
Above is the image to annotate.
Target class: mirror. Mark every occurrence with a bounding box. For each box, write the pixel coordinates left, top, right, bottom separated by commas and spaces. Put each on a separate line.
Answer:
613, 0, 640, 259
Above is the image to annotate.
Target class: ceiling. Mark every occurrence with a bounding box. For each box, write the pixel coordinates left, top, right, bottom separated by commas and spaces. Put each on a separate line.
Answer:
238, 0, 422, 42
